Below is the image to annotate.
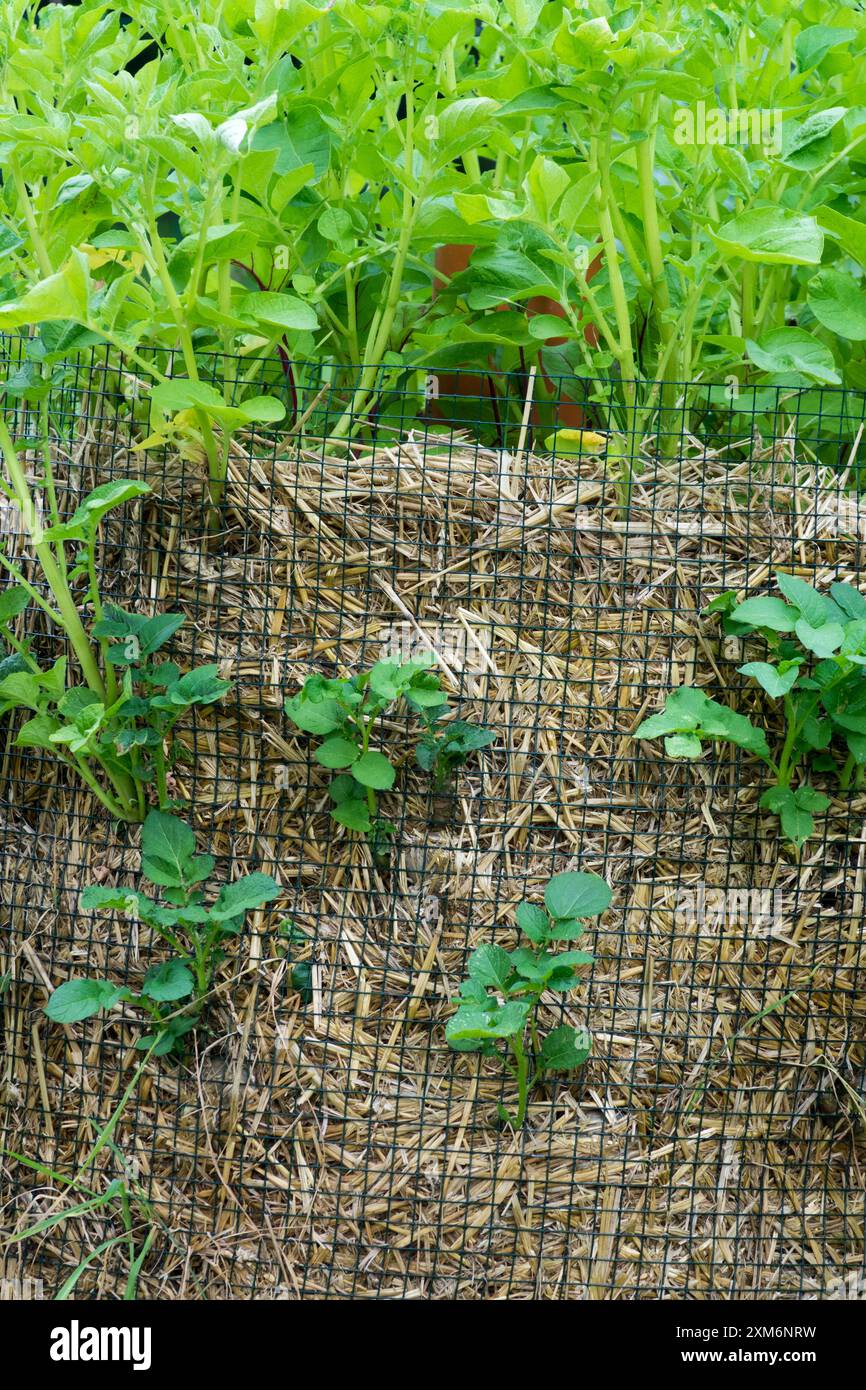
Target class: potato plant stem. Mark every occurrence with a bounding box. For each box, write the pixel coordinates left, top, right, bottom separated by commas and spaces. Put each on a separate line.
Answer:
0, 416, 105, 698
0, 415, 140, 819
144, 207, 223, 504
9, 158, 53, 278
331, 23, 420, 438
510, 1031, 529, 1129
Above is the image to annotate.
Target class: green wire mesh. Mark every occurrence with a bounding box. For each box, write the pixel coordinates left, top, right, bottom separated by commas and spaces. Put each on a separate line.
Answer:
1, 340, 865, 1299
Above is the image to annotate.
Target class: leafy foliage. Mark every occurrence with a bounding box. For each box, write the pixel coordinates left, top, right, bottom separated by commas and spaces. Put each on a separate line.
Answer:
415, 719, 496, 791
285, 659, 492, 857
3, 1, 866, 450
447, 870, 612, 1127
636, 573, 866, 846
0, 436, 232, 821
44, 812, 280, 1054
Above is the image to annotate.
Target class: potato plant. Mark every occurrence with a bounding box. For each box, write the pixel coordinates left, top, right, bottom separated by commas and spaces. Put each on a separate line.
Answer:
415, 718, 497, 792
3, 2, 866, 453
44, 811, 280, 1055
285, 658, 493, 856
447, 870, 612, 1128
636, 573, 866, 846
0, 416, 230, 820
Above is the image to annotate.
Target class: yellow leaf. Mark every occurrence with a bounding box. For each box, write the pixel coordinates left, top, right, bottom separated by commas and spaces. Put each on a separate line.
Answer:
83, 244, 145, 274
545, 428, 608, 453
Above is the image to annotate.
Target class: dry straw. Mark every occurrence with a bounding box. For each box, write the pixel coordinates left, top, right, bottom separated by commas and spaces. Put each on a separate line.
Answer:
1, 411, 864, 1299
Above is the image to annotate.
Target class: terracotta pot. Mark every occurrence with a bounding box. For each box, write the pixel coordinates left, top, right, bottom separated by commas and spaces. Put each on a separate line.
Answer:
526, 252, 603, 429
429, 244, 604, 430
432, 244, 491, 407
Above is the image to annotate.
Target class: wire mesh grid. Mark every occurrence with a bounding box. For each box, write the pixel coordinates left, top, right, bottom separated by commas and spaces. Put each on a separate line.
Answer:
1, 341, 865, 1299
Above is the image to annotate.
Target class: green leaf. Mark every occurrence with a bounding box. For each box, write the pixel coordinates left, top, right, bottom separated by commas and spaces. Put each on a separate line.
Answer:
636, 686, 712, 737
808, 270, 866, 341
845, 731, 866, 764
141, 960, 194, 1003
45, 978, 122, 1023
58, 687, 100, 720
152, 379, 285, 427
238, 290, 317, 333
760, 785, 829, 846
775, 572, 827, 626
166, 664, 232, 706
136, 612, 186, 657
140, 811, 196, 888
711, 209, 823, 266
794, 786, 830, 813
445, 998, 531, 1046
703, 591, 740, 617
544, 871, 611, 921
315, 736, 360, 769
795, 24, 856, 71
695, 700, 773, 758
817, 205, 866, 270
665, 733, 703, 757
68, 480, 150, 530
15, 713, 60, 750
80, 885, 146, 915
637, 686, 771, 760
510, 947, 592, 983
545, 916, 591, 942
831, 582, 866, 620
515, 901, 549, 943
780, 108, 847, 169
0, 251, 90, 328
738, 661, 801, 698
0, 585, 30, 624
444, 1006, 496, 1051
0, 652, 30, 683
746, 329, 840, 386
405, 678, 448, 709
351, 750, 395, 790
525, 152, 570, 219
456, 978, 491, 1006
331, 797, 371, 832
537, 1024, 592, 1072
211, 872, 281, 921
729, 596, 799, 632
328, 773, 357, 804
795, 619, 844, 657
284, 692, 344, 735
0, 671, 42, 712
467, 944, 514, 991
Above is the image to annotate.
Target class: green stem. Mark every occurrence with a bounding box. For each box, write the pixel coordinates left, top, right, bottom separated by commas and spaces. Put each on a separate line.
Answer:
143, 203, 222, 501
741, 262, 756, 342
511, 1031, 529, 1129
0, 415, 105, 698
529, 1011, 540, 1061
71, 755, 130, 820
9, 157, 53, 278
153, 742, 169, 809
88, 538, 117, 704
636, 93, 674, 378
331, 24, 420, 437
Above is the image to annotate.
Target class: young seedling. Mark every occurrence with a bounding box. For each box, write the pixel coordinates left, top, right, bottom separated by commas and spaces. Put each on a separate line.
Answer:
446, 870, 611, 1128
415, 717, 496, 792
43, 811, 280, 1055
635, 572, 866, 846
276, 918, 314, 1004
286, 659, 495, 853
285, 657, 463, 849
0, 417, 230, 819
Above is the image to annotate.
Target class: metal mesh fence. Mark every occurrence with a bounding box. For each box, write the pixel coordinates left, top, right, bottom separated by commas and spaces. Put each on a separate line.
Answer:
1, 340, 865, 1299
